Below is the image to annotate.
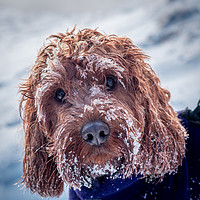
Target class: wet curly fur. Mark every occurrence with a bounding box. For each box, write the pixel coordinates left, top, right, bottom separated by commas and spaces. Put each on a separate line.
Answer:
19, 28, 187, 197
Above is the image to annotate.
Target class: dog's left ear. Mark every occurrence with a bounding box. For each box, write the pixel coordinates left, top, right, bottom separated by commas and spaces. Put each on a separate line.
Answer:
19, 74, 64, 197
128, 53, 187, 178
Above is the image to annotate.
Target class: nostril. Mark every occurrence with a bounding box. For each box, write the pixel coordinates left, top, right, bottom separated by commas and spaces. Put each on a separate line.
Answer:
99, 131, 106, 138
86, 133, 94, 142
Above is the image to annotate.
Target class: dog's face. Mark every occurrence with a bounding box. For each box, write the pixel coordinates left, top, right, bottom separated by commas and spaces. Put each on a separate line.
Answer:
19, 29, 187, 197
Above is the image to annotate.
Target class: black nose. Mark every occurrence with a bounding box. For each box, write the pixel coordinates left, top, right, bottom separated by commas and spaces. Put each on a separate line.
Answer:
81, 120, 110, 146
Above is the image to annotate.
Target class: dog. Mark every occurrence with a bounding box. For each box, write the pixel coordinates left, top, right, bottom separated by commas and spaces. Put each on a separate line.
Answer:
19, 28, 200, 199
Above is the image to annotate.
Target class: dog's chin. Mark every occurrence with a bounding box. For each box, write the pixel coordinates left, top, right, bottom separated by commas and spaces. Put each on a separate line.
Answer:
80, 156, 125, 188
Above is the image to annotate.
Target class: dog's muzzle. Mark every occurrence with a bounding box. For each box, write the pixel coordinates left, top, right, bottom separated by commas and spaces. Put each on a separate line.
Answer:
81, 120, 110, 146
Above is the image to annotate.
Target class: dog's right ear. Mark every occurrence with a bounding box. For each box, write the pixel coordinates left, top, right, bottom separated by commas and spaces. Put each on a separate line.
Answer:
19, 74, 64, 197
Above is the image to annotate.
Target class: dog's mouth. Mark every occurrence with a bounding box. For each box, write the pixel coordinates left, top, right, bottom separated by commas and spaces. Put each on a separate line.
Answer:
80, 156, 125, 188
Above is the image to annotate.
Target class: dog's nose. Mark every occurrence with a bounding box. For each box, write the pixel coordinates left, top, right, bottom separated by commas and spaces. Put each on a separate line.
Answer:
81, 120, 110, 146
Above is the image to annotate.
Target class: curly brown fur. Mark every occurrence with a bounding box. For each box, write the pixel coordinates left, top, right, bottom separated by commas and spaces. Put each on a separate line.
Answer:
19, 28, 187, 197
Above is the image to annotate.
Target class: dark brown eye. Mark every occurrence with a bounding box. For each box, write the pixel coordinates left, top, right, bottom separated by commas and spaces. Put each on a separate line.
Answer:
106, 76, 117, 90
54, 88, 66, 103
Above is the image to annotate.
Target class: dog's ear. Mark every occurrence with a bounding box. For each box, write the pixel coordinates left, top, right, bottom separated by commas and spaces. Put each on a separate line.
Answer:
127, 51, 187, 178
19, 75, 64, 197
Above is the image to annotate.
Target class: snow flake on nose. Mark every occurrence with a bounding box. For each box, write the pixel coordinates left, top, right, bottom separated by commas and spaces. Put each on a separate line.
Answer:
90, 85, 105, 97
84, 105, 94, 113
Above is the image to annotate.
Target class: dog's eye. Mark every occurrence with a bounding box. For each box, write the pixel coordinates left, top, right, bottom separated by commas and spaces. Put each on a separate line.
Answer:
106, 76, 117, 90
54, 88, 66, 102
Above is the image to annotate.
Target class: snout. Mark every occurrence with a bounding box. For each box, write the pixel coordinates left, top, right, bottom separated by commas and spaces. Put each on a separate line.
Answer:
81, 120, 110, 146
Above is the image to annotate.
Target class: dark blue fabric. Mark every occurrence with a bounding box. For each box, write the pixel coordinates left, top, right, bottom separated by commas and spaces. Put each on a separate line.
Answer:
69, 113, 200, 200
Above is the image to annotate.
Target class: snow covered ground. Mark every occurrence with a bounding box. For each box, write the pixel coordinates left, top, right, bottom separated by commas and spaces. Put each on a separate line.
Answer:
0, 0, 199, 199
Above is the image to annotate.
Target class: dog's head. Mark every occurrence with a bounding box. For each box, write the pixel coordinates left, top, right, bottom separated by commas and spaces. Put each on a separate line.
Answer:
19, 28, 187, 197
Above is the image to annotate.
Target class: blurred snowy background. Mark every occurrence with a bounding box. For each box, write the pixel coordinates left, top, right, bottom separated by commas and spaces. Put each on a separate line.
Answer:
0, 0, 199, 199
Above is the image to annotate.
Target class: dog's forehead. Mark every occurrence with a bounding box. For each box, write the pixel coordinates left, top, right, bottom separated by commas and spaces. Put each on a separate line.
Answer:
76, 54, 124, 71
40, 53, 127, 92
72, 54, 125, 80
